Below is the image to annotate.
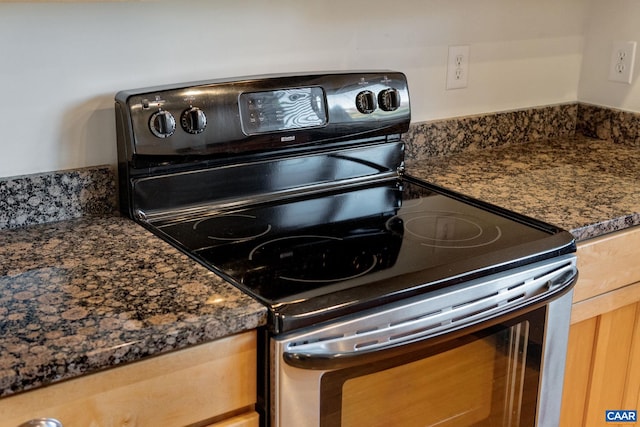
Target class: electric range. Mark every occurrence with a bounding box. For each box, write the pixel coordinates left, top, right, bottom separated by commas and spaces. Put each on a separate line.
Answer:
116, 71, 577, 427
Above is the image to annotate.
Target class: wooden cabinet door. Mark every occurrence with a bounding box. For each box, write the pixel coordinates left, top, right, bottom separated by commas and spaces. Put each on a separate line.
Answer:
561, 302, 640, 427
560, 316, 598, 427
0, 331, 257, 427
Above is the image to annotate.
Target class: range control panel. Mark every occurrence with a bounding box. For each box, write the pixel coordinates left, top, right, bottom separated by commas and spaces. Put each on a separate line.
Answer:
115, 72, 410, 160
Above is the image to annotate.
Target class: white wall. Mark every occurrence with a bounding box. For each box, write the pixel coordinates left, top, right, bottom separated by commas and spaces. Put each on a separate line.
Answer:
0, 0, 587, 177
578, 0, 640, 112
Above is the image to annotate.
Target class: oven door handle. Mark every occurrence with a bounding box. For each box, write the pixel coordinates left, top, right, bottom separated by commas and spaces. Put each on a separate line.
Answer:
282, 258, 577, 370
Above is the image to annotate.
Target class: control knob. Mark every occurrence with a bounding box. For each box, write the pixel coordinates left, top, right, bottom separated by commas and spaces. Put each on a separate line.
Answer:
378, 88, 401, 112
181, 107, 207, 134
355, 90, 377, 114
149, 110, 176, 138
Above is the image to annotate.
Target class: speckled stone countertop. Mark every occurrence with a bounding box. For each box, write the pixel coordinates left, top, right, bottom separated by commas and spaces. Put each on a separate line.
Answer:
0, 216, 267, 397
2, 132, 637, 399
408, 135, 640, 241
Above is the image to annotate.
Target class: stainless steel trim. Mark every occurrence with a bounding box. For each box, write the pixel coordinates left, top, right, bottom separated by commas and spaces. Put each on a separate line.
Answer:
536, 287, 574, 427
282, 255, 576, 363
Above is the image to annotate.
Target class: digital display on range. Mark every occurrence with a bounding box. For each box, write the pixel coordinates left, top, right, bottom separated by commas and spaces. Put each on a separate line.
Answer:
239, 87, 327, 135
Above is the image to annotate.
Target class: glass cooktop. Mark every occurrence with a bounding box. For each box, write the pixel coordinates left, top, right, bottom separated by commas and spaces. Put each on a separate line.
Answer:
154, 177, 573, 330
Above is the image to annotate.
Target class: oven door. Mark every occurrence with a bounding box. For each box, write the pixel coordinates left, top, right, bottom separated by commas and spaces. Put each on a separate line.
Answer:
271, 256, 576, 427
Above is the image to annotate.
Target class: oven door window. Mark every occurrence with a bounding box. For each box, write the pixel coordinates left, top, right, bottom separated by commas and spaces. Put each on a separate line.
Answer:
319, 309, 544, 427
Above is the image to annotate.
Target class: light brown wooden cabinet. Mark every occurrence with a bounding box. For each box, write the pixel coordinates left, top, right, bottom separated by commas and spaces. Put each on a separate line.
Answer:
0, 331, 259, 427
560, 227, 640, 427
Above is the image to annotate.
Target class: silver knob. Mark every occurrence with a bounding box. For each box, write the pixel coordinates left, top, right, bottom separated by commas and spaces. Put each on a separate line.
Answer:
181, 107, 207, 134
378, 88, 401, 111
355, 90, 377, 114
149, 110, 176, 138
18, 419, 63, 427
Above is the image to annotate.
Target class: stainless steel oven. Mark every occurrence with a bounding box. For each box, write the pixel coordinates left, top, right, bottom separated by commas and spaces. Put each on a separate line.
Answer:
273, 256, 575, 427
115, 71, 577, 427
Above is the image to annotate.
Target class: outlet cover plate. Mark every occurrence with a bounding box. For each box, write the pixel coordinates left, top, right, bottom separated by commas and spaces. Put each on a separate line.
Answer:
608, 40, 637, 84
446, 45, 469, 90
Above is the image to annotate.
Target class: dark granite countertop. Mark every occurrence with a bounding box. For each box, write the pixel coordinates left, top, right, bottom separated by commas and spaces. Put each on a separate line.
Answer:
0, 216, 267, 398
408, 135, 640, 241
2, 133, 638, 399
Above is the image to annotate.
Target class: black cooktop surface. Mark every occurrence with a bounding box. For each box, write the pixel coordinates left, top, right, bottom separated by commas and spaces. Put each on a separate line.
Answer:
153, 177, 574, 331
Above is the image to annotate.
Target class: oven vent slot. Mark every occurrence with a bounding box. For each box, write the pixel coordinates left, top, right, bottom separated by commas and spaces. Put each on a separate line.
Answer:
288, 333, 346, 347
283, 255, 577, 357
354, 340, 381, 349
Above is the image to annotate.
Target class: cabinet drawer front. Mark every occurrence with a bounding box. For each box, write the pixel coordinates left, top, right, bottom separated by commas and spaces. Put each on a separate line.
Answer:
0, 331, 256, 427
575, 226, 640, 303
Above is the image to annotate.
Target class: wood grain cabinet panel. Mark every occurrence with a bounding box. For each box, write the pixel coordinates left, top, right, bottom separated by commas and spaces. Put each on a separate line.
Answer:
0, 331, 257, 427
583, 303, 639, 426
572, 226, 640, 304
561, 226, 640, 427
560, 317, 597, 427
561, 302, 640, 427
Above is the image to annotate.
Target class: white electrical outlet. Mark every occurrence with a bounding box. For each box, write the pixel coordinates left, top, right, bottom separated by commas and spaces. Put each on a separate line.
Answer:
446, 45, 469, 90
608, 41, 637, 84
